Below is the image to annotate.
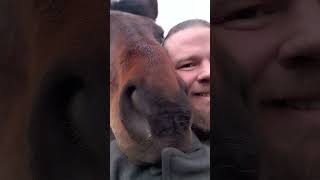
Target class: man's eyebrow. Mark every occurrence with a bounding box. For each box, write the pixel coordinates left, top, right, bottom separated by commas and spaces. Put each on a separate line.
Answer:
176, 55, 201, 63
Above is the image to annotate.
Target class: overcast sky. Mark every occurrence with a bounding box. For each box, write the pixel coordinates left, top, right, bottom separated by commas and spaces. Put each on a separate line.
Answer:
156, 0, 210, 36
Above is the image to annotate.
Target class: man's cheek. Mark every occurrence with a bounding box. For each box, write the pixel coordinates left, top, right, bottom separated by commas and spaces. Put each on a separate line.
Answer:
177, 72, 194, 89
220, 32, 283, 76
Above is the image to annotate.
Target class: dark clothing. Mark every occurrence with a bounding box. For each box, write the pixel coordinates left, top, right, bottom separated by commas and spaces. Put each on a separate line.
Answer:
110, 134, 210, 180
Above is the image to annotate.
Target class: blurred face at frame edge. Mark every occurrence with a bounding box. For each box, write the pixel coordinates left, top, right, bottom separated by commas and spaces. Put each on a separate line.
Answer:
164, 26, 210, 132
213, 0, 320, 179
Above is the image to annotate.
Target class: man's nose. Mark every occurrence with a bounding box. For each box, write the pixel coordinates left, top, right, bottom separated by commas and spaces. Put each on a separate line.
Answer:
197, 60, 210, 83
278, 1, 320, 68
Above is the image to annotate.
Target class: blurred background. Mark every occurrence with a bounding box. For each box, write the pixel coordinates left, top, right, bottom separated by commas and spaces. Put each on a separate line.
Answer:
156, 0, 210, 36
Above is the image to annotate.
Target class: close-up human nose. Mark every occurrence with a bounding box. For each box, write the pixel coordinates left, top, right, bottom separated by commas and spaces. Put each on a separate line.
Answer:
197, 60, 210, 83
278, 1, 320, 68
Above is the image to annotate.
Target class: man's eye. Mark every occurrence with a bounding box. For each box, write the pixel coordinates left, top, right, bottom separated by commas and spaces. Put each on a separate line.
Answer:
225, 5, 273, 21
213, 4, 280, 30
178, 63, 195, 70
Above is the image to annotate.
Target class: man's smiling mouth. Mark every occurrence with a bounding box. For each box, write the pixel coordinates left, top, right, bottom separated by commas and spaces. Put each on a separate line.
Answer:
261, 98, 320, 111
192, 92, 210, 97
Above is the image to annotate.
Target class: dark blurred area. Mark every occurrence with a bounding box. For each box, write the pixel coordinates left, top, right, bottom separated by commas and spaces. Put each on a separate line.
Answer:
212, 45, 258, 180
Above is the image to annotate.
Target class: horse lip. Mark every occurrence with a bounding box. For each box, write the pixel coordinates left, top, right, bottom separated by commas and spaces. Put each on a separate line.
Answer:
149, 109, 192, 137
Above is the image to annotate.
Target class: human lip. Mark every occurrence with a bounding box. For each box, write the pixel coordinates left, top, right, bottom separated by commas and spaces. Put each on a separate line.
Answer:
261, 98, 320, 111
258, 96, 320, 127
191, 91, 210, 97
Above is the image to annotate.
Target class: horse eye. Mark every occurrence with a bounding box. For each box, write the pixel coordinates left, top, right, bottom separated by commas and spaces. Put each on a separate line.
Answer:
155, 35, 164, 44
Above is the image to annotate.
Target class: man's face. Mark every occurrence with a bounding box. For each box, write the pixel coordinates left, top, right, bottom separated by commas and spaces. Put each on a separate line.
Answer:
213, 0, 320, 178
164, 26, 210, 128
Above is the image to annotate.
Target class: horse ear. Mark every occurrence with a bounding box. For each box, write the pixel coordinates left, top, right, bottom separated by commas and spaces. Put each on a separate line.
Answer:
111, 0, 158, 20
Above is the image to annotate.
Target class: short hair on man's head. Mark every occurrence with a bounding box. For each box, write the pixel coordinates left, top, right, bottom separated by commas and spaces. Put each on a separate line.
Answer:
164, 19, 210, 44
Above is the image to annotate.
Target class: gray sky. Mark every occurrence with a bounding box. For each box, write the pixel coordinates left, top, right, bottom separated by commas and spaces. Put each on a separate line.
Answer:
156, 0, 210, 36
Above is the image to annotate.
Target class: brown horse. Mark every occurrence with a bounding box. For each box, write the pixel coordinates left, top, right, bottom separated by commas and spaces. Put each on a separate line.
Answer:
110, 10, 193, 164
1, 0, 107, 179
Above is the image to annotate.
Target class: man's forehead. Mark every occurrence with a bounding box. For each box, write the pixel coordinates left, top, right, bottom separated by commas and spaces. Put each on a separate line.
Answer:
167, 27, 209, 46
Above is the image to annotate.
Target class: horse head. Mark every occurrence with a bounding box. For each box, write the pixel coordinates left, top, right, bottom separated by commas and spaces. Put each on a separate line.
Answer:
110, 10, 193, 164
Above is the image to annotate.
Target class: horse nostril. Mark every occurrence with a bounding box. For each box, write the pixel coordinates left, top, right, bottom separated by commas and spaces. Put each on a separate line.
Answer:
122, 83, 138, 105
125, 84, 136, 97
128, 85, 152, 116
122, 82, 148, 115
131, 89, 139, 107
